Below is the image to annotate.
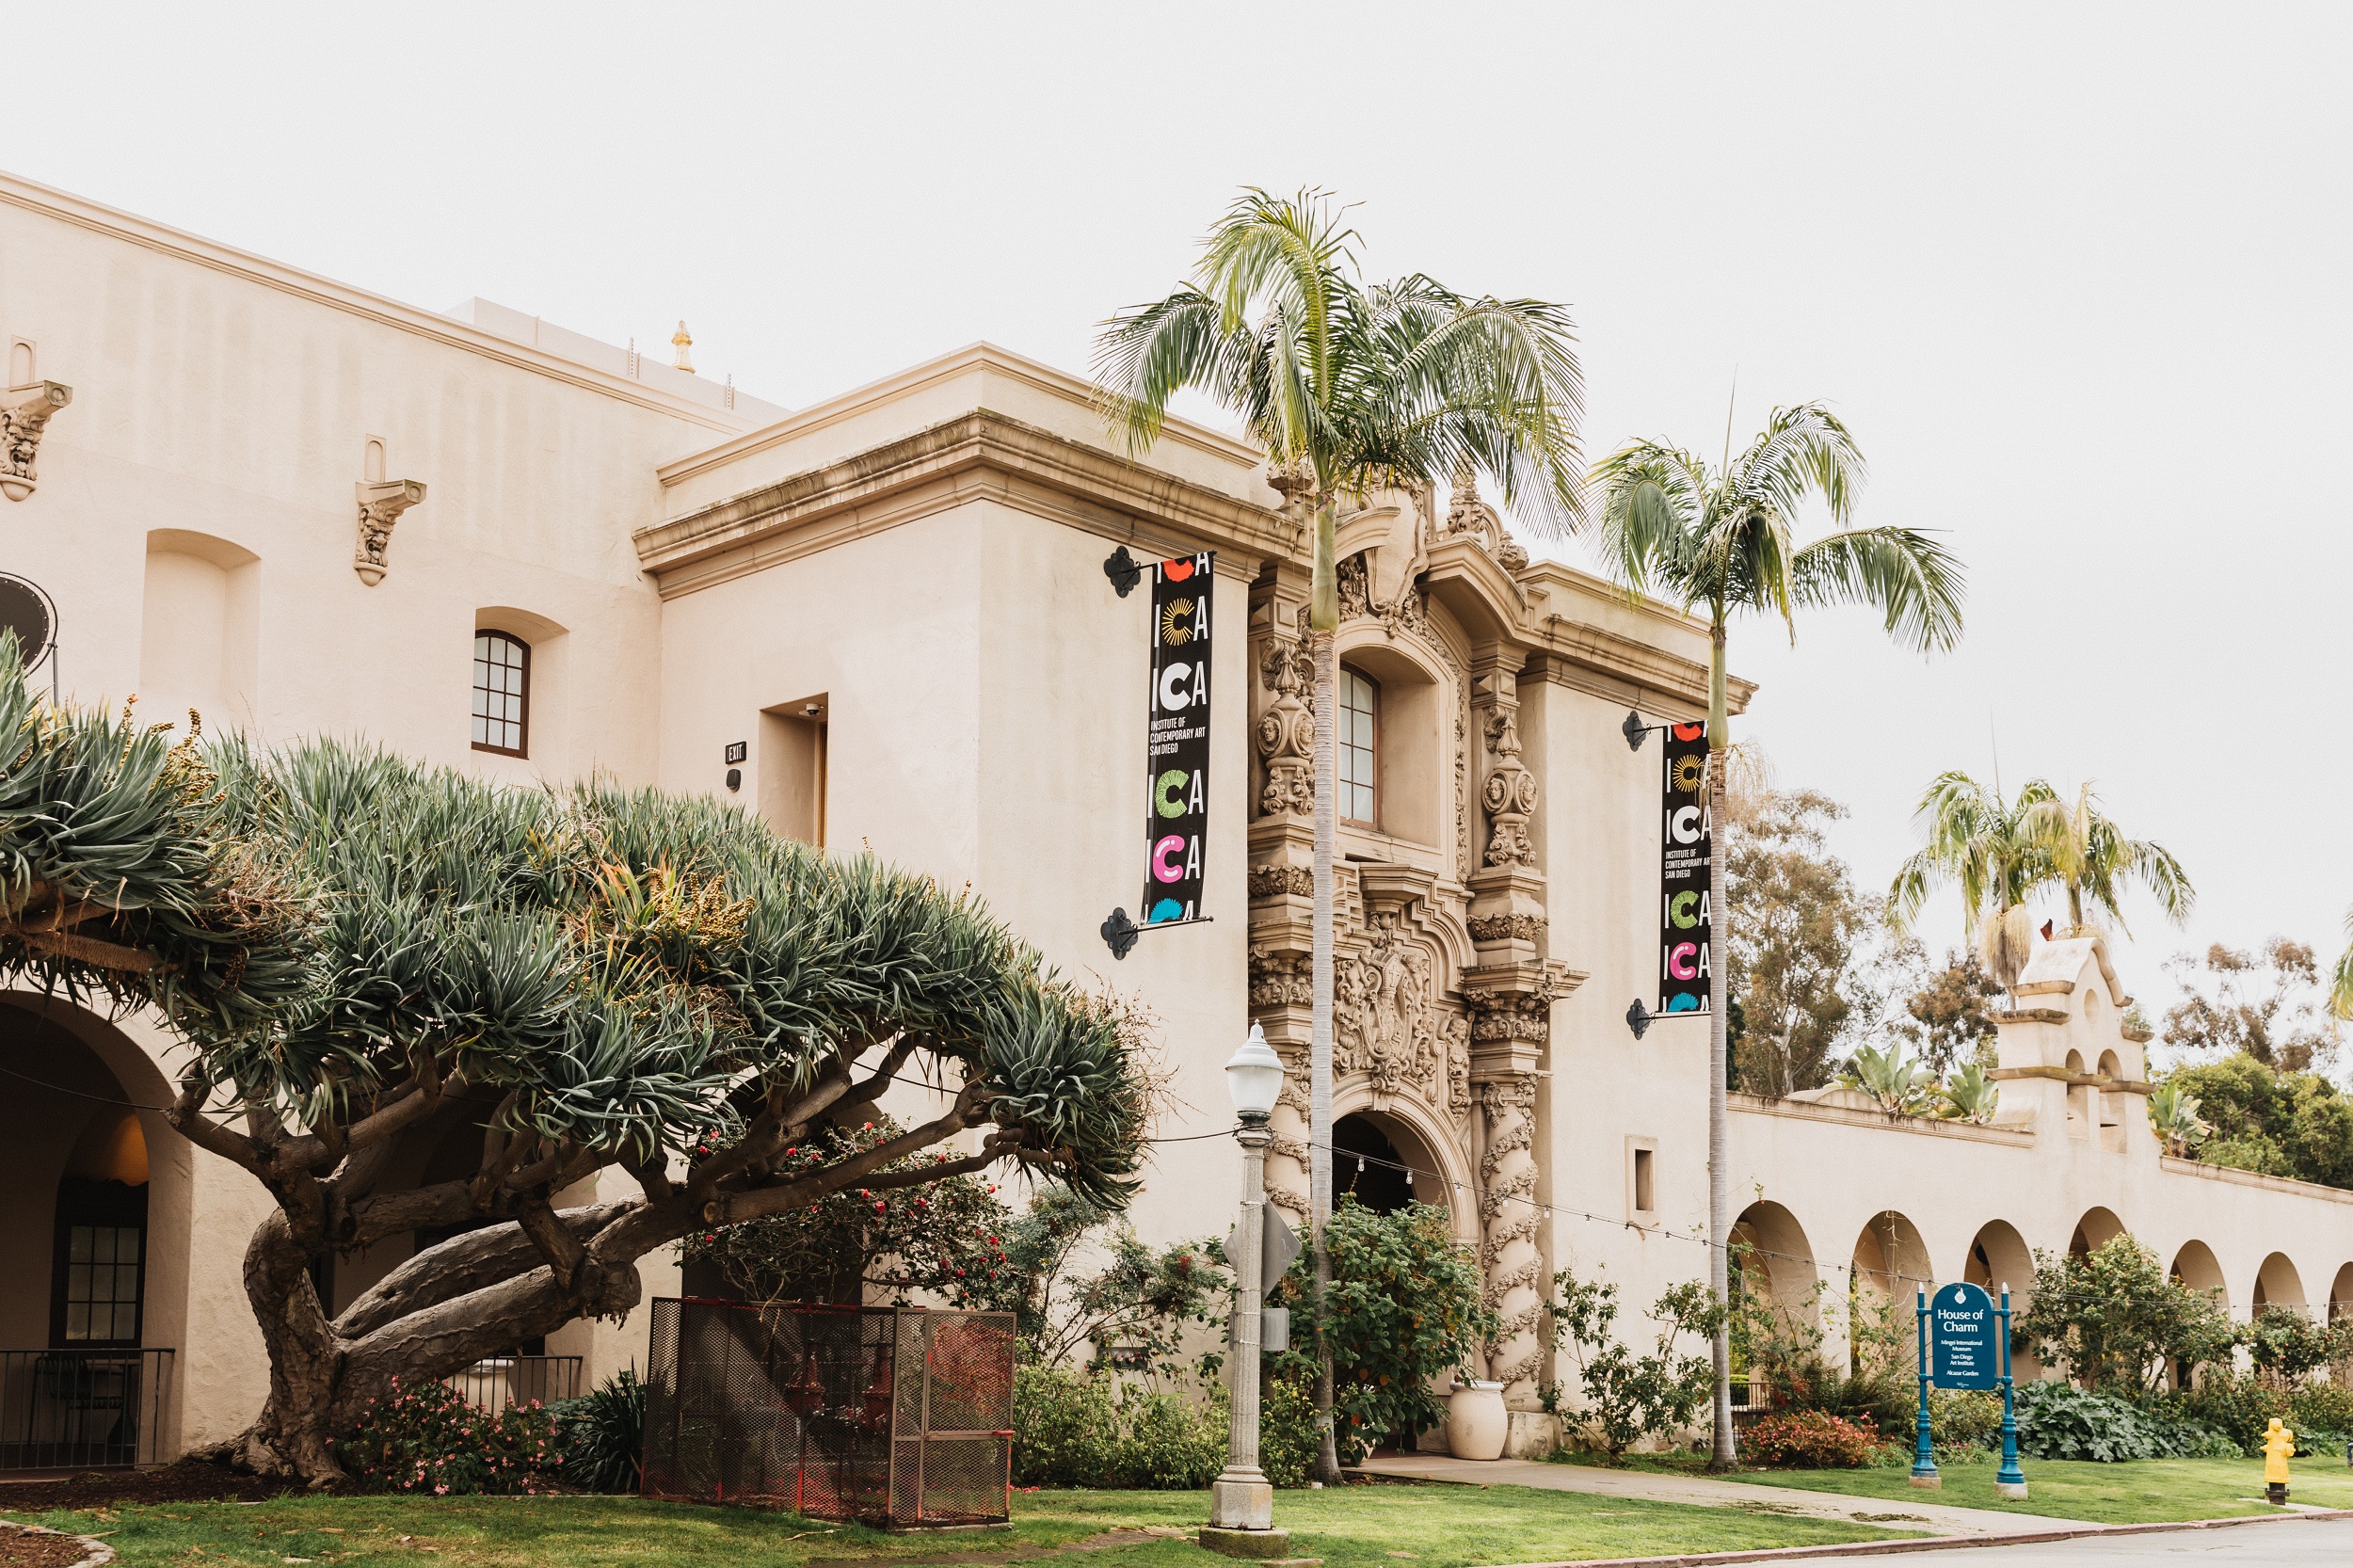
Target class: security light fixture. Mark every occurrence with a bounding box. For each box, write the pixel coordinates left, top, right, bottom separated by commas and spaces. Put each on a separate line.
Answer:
1224, 1023, 1285, 1126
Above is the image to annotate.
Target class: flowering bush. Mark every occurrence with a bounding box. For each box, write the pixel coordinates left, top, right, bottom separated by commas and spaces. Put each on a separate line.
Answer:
1740, 1409, 1881, 1467
336, 1376, 565, 1494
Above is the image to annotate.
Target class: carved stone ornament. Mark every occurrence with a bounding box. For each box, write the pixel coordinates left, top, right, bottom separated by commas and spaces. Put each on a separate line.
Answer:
1334, 910, 1473, 1115
1478, 1073, 1545, 1391
1255, 637, 1316, 819
1467, 913, 1547, 945
1248, 864, 1314, 899
1442, 461, 1529, 572
354, 479, 427, 585
1247, 943, 1312, 1010
1481, 708, 1540, 868
1334, 550, 1433, 640
1, 381, 72, 503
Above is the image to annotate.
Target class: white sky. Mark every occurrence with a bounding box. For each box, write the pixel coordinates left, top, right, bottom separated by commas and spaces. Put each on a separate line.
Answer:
10, 2, 2349, 1012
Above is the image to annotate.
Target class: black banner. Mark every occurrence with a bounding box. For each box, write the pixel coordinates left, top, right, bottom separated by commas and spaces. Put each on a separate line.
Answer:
1142, 552, 1213, 926
1659, 721, 1710, 1014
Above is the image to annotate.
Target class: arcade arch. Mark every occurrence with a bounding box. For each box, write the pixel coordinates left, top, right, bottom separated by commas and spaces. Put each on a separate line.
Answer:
2169, 1240, 2228, 1304
2331, 1263, 2353, 1322
2252, 1253, 2307, 1316
2070, 1207, 2125, 1256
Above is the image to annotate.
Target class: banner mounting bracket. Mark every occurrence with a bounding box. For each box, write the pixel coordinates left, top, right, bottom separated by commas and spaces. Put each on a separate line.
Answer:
1104, 545, 1143, 597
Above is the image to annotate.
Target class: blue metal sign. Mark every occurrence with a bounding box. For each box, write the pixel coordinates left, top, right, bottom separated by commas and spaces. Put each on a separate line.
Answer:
1931, 1282, 2000, 1391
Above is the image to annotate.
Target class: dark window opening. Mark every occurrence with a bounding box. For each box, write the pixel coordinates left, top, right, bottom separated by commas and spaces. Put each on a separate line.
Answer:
51, 1178, 147, 1348
472, 631, 530, 756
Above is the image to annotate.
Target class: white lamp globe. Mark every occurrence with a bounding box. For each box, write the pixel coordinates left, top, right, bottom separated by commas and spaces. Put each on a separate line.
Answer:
1225, 1022, 1286, 1122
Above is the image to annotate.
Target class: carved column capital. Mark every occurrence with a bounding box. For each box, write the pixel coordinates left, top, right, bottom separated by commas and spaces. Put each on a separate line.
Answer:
354, 479, 426, 585
1, 381, 72, 503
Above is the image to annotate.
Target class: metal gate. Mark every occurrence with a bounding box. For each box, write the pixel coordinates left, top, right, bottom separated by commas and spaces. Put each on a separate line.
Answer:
641, 1298, 1014, 1526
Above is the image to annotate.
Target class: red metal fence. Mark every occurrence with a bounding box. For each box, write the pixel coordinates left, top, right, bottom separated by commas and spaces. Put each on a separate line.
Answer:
641, 1298, 1015, 1527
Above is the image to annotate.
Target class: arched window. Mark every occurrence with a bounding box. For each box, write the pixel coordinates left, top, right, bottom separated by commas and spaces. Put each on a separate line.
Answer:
1338, 666, 1377, 826
472, 631, 530, 757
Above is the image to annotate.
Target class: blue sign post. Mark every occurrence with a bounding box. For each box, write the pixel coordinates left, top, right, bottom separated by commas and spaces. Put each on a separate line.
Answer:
1994, 1288, 2027, 1498
1915, 1282, 2009, 1492
1910, 1288, 1936, 1487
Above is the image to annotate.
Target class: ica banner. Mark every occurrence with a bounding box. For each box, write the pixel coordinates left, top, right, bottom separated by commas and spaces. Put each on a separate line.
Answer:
1142, 552, 1213, 925
1659, 722, 1711, 1014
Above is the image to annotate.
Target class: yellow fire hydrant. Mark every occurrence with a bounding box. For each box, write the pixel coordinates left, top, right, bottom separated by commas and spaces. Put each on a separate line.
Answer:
2263, 1416, 2296, 1504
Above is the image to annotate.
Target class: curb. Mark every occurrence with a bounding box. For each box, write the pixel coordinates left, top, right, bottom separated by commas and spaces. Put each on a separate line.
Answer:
1482, 1504, 2353, 1568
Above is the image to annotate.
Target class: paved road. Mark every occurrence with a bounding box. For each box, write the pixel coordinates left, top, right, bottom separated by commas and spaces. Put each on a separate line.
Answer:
1358, 1455, 2056, 1537
1753, 1516, 2353, 1564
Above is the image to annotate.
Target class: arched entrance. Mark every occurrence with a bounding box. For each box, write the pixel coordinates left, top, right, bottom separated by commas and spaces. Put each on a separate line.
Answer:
0, 998, 182, 1466
1731, 1202, 1819, 1414
1332, 1109, 1457, 1225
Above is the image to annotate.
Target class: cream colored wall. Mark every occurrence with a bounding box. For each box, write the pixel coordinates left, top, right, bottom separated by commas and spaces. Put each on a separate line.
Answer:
0, 177, 733, 782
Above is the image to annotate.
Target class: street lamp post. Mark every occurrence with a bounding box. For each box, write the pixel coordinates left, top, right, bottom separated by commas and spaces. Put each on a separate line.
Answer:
1204, 1024, 1289, 1558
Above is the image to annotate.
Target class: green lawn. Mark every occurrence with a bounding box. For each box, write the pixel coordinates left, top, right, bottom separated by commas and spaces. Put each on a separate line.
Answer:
1727, 1453, 2353, 1523
1, 1484, 1924, 1568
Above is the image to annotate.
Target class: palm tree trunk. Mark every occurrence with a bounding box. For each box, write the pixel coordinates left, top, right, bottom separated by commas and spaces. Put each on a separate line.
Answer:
1310, 504, 1342, 1484
1706, 621, 1736, 1472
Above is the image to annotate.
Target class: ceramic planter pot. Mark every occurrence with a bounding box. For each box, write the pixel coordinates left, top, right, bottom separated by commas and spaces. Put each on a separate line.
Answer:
1446, 1379, 1508, 1460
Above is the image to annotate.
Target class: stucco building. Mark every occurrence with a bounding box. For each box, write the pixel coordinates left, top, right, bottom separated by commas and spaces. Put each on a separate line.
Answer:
1, 168, 2347, 1464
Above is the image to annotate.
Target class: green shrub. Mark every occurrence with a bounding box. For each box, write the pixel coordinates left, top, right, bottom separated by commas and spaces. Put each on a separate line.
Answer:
1740, 1410, 1881, 1467
2178, 1370, 2291, 1455
2011, 1381, 2169, 1462
1927, 1389, 2004, 1449
1272, 1199, 1492, 1457
336, 1376, 564, 1494
2289, 1380, 2353, 1435
1257, 1375, 1319, 1490
2293, 1426, 2351, 1460
1546, 1268, 1724, 1461
546, 1369, 645, 1494
1010, 1364, 1225, 1489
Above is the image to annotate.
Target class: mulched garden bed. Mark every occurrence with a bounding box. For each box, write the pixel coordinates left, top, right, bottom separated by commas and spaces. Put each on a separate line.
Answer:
0, 1460, 344, 1512
0, 1526, 104, 1568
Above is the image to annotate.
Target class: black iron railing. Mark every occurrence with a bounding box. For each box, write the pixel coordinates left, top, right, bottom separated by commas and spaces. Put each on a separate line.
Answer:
440, 1355, 582, 1410
0, 1349, 173, 1470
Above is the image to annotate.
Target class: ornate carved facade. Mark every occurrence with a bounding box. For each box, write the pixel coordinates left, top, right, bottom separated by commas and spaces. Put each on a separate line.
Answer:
1245, 470, 1578, 1405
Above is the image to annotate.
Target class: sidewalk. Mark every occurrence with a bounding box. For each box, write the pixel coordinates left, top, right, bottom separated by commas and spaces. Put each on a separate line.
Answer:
1356, 1455, 2066, 1539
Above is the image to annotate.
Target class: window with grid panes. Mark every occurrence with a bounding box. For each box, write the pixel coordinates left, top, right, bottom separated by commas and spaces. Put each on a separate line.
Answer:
62, 1224, 142, 1344
1338, 667, 1377, 825
472, 631, 530, 756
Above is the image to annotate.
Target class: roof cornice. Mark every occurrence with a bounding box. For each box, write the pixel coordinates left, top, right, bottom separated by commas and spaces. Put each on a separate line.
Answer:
0, 168, 756, 434
655, 341, 1265, 490
634, 408, 1296, 599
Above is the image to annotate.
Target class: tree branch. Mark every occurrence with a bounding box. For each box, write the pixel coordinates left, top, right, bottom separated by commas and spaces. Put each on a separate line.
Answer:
333, 1203, 632, 1340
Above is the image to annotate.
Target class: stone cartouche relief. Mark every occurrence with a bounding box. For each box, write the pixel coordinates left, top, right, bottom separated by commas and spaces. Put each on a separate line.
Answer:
1334, 909, 1472, 1118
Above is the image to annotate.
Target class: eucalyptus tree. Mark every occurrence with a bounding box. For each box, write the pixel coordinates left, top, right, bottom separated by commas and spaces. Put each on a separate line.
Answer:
0, 637, 1148, 1483
1590, 406, 1964, 1468
1095, 188, 1584, 1480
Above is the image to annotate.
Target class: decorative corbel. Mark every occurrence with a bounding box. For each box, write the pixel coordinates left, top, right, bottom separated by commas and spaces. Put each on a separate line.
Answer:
1, 381, 72, 503
354, 479, 426, 585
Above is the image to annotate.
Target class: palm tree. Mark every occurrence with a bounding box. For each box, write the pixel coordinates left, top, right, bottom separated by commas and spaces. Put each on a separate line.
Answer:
1591, 404, 1964, 1470
1887, 773, 2059, 991
2329, 908, 2353, 1021
1095, 189, 1585, 1481
2024, 781, 2194, 937
1890, 776, 2193, 987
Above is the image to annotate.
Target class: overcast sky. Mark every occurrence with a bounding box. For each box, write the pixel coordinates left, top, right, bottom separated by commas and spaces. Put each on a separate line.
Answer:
11, 2, 2349, 1022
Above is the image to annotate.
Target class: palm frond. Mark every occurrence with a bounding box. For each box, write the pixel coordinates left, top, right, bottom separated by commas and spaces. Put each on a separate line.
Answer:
1788, 525, 1966, 654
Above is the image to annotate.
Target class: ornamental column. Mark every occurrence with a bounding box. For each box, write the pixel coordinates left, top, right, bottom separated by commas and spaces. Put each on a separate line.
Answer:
1247, 556, 1317, 1224
1465, 970, 1568, 1400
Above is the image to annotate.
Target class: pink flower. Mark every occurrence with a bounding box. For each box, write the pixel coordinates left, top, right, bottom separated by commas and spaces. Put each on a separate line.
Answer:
435, 1484, 449, 1496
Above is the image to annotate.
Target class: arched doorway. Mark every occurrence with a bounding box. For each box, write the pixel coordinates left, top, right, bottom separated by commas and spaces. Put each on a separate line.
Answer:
0, 999, 178, 1466
1332, 1109, 1456, 1224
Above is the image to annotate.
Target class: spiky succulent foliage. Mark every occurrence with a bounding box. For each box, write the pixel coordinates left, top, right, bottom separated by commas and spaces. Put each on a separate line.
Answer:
1939, 1061, 2001, 1126
1839, 1040, 1934, 1120
0, 640, 1147, 1478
